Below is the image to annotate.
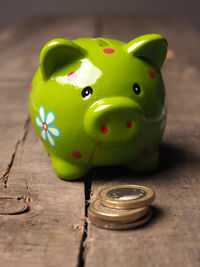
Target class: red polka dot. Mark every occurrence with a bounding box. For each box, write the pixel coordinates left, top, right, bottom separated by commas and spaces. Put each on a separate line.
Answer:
127, 121, 132, 128
101, 125, 108, 134
30, 84, 33, 92
67, 71, 77, 81
68, 71, 75, 76
148, 70, 155, 79
141, 146, 149, 154
103, 48, 115, 54
72, 151, 82, 159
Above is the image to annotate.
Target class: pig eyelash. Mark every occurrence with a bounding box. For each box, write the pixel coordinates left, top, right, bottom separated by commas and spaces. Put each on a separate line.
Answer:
81, 86, 93, 100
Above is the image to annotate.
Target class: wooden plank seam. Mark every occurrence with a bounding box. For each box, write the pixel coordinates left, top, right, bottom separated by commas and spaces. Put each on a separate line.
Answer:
0, 115, 30, 189
77, 16, 103, 267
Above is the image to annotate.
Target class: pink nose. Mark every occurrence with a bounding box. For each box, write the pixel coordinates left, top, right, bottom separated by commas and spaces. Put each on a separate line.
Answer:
84, 97, 142, 144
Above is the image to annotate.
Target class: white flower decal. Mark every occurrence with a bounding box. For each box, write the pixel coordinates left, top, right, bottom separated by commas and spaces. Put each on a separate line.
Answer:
35, 106, 60, 147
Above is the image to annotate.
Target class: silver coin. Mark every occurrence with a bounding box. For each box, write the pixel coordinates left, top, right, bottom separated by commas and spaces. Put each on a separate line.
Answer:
98, 185, 155, 209
107, 187, 146, 200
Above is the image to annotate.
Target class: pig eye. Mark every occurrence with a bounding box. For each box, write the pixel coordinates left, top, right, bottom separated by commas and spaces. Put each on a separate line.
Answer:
81, 86, 93, 100
133, 83, 141, 95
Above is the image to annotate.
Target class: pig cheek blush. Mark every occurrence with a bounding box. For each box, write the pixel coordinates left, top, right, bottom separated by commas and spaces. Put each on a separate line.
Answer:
127, 121, 133, 128
148, 70, 155, 79
72, 151, 82, 159
101, 125, 108, 134
30, 84, 33, 92
141, 147, 149, 154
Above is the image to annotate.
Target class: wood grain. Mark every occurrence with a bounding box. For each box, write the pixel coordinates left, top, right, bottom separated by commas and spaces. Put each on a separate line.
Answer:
0, 14, 199, 267
0, 125, 85, 267
0, 15, 96, 267
85, 16, 200, 267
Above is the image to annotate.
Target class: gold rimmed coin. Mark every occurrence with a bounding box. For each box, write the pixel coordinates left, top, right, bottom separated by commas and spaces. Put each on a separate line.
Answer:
88, 199, 149, 223
98, 185, 155, 209
88, 208, 152, 230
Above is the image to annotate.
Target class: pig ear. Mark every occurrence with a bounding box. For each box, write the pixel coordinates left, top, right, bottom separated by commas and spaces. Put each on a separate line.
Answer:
40, 39, 86, 80
124, 34, 168, 68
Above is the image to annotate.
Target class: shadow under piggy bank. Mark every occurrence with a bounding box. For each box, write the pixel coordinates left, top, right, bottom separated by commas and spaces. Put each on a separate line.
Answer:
87, 142, 193, 182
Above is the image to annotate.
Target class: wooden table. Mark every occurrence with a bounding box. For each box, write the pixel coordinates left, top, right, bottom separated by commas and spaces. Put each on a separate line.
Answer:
0, 15, 199, 267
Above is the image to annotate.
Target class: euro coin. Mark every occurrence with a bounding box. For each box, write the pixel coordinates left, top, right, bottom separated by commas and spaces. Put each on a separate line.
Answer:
88, 199, 149, 223
88, 208, 152, 230
98, 185, 155, 209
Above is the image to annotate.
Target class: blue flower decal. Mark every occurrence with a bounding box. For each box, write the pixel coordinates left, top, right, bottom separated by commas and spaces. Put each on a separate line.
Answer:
35, 106, 61, 147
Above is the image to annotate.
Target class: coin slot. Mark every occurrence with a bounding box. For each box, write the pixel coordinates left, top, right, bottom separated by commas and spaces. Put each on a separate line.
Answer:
96, 38, 111, 47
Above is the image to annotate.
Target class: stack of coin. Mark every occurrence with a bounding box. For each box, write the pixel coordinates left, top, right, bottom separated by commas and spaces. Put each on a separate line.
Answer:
88, 185, 155, 230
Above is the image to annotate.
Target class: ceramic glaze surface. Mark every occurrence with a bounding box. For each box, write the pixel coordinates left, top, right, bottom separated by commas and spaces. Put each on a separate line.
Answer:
29, 34, 168, 180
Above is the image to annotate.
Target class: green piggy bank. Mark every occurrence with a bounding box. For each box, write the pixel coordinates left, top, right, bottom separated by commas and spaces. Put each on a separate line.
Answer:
29, 34, 168, 180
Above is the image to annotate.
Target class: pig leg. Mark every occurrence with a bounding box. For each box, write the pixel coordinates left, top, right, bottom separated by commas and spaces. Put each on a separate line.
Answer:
51, 156, 90, 180
125, 151, 159, 172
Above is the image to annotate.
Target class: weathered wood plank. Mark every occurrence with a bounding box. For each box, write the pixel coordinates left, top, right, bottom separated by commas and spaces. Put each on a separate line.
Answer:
0, 82, 29, 179
1, 15, 200, 267
0, 15, 97, 81
0, 125, 85, 267
0, 15, 96, 267
85, 16, 200, 267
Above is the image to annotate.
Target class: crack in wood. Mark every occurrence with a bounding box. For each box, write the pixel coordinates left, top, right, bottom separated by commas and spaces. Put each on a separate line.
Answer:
22, 115, 31, 143
77, 16, 103, 267
0, 140, 21, 188
77, 176, 92, 267
0, 114, 31, 188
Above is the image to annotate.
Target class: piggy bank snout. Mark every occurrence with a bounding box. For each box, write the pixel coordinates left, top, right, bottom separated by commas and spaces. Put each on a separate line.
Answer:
84, 97, 143, 144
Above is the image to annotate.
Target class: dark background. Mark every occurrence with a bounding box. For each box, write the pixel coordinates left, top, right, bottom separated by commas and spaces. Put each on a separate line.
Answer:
1, 0, 200, 31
